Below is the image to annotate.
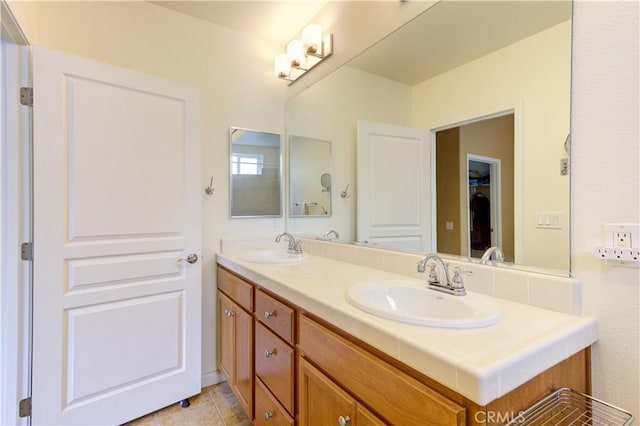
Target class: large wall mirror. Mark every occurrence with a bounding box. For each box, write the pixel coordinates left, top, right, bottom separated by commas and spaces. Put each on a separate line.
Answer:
230, 128, 282, 218
289, 135, 332, 217
285, 1, 572, 275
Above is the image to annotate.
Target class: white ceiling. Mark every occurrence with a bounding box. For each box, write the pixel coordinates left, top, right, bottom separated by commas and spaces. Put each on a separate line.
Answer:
150, 1, 328, 47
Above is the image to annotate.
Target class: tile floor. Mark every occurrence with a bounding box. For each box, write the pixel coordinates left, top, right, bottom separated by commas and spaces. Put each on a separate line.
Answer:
124, 381, 253, 426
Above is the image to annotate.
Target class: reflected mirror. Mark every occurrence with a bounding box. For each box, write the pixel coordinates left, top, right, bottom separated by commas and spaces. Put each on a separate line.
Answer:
286, 1, 572, 274
230, 128, 282, 217
289, 135, 332, 217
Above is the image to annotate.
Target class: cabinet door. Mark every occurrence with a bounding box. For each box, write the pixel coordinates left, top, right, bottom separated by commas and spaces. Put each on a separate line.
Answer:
216, 290, 254, 419
217, 291, 234, 383
299, 358, 357, 426
234, 301, 254, 418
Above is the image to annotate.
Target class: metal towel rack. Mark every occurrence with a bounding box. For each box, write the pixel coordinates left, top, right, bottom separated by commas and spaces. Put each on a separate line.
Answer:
505, 388, 633, 426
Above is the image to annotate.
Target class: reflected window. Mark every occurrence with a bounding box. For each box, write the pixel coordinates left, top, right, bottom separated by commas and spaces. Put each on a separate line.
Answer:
232, 153, 264, 175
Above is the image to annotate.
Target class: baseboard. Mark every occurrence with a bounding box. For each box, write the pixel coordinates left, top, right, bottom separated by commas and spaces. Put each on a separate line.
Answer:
201, 371, 225, 388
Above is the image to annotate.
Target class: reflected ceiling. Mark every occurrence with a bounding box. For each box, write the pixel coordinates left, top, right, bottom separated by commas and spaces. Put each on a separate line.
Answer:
348, 1, 571, 85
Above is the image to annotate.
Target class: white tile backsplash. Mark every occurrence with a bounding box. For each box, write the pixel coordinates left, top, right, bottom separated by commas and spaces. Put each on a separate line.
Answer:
297, 238, 581, 315
494, 269, 530, 304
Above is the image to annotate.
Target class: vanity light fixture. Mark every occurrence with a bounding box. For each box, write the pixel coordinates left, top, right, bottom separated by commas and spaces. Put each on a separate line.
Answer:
274, 24, 333, 83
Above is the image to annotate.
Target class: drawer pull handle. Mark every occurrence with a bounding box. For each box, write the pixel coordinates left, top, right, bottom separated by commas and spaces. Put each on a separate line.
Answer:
264, 411, 274, 421
264, 310, 275, 319
338, 415, 351, 426
264, 349, 277, 358
224, 309, 234, 317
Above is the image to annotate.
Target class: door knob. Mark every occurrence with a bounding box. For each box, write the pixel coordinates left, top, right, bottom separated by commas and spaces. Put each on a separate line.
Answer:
178, 253, 198, 264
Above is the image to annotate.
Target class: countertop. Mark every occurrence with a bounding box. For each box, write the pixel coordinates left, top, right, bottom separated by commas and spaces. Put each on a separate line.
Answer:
216, 252, 597, 406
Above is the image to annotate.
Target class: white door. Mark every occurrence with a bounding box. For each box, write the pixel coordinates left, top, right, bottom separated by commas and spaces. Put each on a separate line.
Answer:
31, 46, 201, 425
357, 121, 431, 251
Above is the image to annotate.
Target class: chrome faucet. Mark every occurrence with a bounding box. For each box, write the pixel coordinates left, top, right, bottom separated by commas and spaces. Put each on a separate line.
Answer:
480, 246, 505, 265
275, 232, 303, 255
417, 254, 466, 296
321, 230, 340, 241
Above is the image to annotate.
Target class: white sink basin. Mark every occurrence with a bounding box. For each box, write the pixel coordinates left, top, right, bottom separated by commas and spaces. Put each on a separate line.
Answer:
239, 250, 308, 264
346, 281, 501, 328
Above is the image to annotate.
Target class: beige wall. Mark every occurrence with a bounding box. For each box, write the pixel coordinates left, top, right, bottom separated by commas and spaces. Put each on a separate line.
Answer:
571, 0, 639, 418
412, 20, 571, 271
435, 128, 461, 255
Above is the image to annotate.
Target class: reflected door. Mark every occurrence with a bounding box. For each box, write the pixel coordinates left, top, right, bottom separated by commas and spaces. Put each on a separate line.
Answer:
32, 47, 201, 425
357, 121, 431, 251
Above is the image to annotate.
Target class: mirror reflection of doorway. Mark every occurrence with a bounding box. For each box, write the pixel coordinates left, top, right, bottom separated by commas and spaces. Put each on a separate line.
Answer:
435, 113, 514, 261
468, 157, 501, 258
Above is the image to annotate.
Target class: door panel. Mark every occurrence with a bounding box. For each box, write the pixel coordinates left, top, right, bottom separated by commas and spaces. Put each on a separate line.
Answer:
32, 46, 201, 425
66, 292, 182, 403
357, 120, 431, 251
67, 76, 184, 238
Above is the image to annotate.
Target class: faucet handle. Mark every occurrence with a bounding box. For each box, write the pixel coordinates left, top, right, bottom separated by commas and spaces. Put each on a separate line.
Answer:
450, 267, 468, 295
292, 240, 303, 254
427, 264, 440, 284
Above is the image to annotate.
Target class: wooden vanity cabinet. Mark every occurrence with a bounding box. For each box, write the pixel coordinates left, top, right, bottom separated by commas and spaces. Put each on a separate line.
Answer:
298, 314, 465, 426
216, 268, 254, 419
217, 264, 591, 426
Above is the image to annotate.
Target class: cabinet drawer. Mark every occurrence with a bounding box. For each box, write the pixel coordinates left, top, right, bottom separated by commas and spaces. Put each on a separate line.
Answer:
299, 315, 465, 426
256, 289, 295, 344
217, 266, 253, 312
254, 378, 294, 426
255, 322, 295, 414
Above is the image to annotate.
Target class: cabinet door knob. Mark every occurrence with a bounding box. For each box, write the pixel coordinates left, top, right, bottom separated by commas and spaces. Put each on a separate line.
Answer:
264, 349, 277, 358
264, 411, 274, 421
224, 309, 234, 317
264, 311, 275, 319
338, 415, 351, 426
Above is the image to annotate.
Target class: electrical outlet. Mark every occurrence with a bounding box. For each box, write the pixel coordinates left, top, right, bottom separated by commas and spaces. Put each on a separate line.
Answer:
605, 223, 639, 247
595, 224, 640, 267
614, 232, 632, 248
593, 246, 640, 265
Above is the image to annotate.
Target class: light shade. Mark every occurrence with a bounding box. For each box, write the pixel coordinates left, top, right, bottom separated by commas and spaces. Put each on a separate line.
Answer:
286, 39, 305, 68
302, 24, 323, 55
274, 53, 291, 78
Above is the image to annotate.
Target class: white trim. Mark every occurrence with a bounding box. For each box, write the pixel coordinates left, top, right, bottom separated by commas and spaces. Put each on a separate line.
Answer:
1, 3, 31, 424
201, 371, 225, 389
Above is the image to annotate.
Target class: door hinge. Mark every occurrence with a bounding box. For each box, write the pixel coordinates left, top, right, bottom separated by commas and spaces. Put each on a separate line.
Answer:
20, 87, 33, 107
18, 397, 31, 418
21, 242, 33, 261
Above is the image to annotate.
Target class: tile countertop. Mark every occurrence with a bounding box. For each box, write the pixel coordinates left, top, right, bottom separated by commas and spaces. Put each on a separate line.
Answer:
216, 252, 598, 406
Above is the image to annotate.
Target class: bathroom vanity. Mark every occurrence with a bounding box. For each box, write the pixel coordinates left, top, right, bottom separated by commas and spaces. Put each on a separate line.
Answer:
215, 251, 595, 426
